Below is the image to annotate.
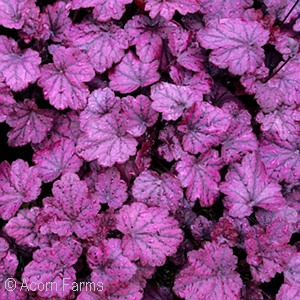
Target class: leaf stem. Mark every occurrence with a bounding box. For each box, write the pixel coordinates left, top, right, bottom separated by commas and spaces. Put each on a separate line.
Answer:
279, 0, 300, 25
261, 56, 292, 83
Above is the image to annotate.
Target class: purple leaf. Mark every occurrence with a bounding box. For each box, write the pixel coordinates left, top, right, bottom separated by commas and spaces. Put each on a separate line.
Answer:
245, 224, 296, 282
51, 111, 81, 144
0, 238, 9, 259
285, 186, 300, 219
38, 45, 95, 110
169, 64, 212, 94
211, 217, 239, 247
277, 283, 300, 300
167, 28, 205, 72
221, 103, 258, 164
41, 1, 72, 42
241, 55, 300, 112
167, 26, 191, 56
264, 0, 300, 23
95, 167, 128, 209
144, 0, 199, 21
198, 18, 269, 75
150, 82, 200, 121
199, 0, 253, 23
176, 43, 206, 72
173, 242, 243, 300
77, 114, 138, 167
220, 152, 285, 218
0, 251, 18, 281
0, 82, 15, 123
85, 212, 117, 248
6, 99, 54, 147
125, 15, 170, 63
0, 0, 27, 29
87, 238, 137, 289
132, 170, 183, 213
259, 135, 300, 184
33, 111, 81, 151
241, 74, 282, 113
122, 95, 158, 137
67, 21, 129, 73
109, 51, 160, 94
190, 215, 213, 242
284, 252, 300, 286
175, 150, 223, 206
80, 87, 121, 132
22, 239, 82, 298
0, 251, 27, 300
255, 206, 298, 232
19, 1, 50, 43
0, 36, 41, 91
178, 102, 231, 154
71, 0, 98, 9
271, 28, 299, 59
39, 173, 100, 238
0, 252, 27, 300
0, 159, 41, 220
256, 105, 300, 143
265, 218, 295, 245
93, 0, 133, 22
4, 207, 51, 248
294, 18, 300, 31
158, 125, 185, 162
33, 138, 83, 183
116, 202, 183, 267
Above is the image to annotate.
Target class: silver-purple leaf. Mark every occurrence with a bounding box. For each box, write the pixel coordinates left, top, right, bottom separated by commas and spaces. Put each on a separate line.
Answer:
39, 173, 100, 238
80, 87, 121, 132
122, 95, 158, 137
109, 51, 160, 94
150, 82, 200, 121
174, 242, 243, 300
116, 202, 183, 267
6, 99, 54, 147
221, 152, 285, 218
67, 21, 129, 74
87, 238, 137, 289
0, 159, 41, 220
22, 239, 82, 298
132, 170, 183, 213
198, 18, 269, 75
4, 207, 51, 248
178, 102, 231, 154
95, 167, 128, 209
77, 114, 138, 167
33, 138, 83, 183
176, 150, 223, 206
0, 36, 41, 91
38, 45, 95, 110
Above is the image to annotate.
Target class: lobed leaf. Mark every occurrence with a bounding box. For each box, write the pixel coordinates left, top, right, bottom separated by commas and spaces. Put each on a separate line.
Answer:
38, 45, 95, 110
221, 152, 285, 218
39, 173, 100, 238
132, 170, 183, 212
116, 202, 183, 267
0, 36, 41, 91
109, 51, 160, 93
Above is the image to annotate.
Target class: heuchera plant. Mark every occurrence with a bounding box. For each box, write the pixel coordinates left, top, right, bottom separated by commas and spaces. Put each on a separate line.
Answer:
0, 0, 299, 299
